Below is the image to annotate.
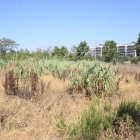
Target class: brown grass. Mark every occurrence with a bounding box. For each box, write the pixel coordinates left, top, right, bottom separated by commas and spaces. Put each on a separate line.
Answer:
0, 73, 89, 140
0, 63, 140, 139
117, 63, 140, 75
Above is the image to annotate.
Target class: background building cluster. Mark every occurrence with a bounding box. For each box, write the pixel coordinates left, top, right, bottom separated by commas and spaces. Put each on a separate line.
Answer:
91, 42, 136, 57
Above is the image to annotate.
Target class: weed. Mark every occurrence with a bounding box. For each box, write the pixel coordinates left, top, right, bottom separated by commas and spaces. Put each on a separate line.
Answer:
2, 70, 18, 96
2, 70, 46, 99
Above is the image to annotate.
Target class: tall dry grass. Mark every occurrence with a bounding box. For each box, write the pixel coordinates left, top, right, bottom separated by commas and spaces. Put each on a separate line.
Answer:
117, 63, 140, 75
116, 64, 140, 101
0, 63, 140, 139
0, 74, 89, 140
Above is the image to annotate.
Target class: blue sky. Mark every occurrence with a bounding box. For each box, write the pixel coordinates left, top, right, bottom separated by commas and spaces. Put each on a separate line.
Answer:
0, 0, 140, 52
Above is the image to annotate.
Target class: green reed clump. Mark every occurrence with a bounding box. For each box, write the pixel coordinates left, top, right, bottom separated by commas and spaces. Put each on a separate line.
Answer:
69, 63, 116, 96
3, 59, 116, 97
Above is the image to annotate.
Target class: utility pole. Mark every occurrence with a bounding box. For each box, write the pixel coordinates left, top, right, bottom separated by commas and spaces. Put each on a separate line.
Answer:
95, 43, 97, 61
16, 51, 17, 62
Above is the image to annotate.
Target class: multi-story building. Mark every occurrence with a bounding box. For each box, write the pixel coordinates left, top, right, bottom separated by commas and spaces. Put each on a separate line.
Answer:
91, 42, 136, 57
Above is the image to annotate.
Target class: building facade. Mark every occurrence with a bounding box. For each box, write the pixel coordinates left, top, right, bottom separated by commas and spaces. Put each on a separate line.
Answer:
91, 43, 136, 57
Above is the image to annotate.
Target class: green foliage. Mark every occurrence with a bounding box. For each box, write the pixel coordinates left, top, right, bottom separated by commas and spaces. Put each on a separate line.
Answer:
3, 46, 52, 61
67, 52, 76, 61
0, 60, 11, 70
96, 55, 103, 61
129, 54, 134, 58
35, 48, 43, 59
135, 34, 140, 56
69, 61, 116, 96
102, 40, 121, 62
0, 58, 116, 97
0, 38, 19, 61
69, 101, 104, 139
8, 59, 116, 97
117, 99, 140, 125
57, 99, 114, 140
116, 58, 124, 64
118, 56, 128, 61
57, 99, 140, 139
130, 57, 139, 64
51, 46, 69, 59
72, 41, 90, 60
56, 118, 67, 135
84, 52, 94, 60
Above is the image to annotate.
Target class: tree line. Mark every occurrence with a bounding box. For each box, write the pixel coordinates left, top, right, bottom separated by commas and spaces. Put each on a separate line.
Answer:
0, 34, 140, 63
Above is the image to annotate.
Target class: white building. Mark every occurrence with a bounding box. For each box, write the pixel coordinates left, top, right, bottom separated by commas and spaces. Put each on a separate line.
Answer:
91, 43, 136, 57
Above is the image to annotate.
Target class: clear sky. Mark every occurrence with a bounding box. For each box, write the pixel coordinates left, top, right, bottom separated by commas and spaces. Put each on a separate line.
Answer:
0, 0, 140, 52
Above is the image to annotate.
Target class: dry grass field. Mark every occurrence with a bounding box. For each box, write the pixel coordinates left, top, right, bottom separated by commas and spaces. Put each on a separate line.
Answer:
0, 63, 140, 140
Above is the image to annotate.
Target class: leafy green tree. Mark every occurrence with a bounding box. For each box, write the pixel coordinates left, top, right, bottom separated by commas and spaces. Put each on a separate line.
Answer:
22, 49, 30, 59
17, 49, 24, 60
102, 40, 120, 62
96, 55, 103, 61
0, 38, 19, 60
84, 52, 93, 60
68, 52, 76, 61
51, 46, 59, 57
60, 46, 69, 57
135, 34, 140, 56
51, 46, 69, 58
42, 46, 52, 59
30, 51, 36, 59
5, 50, 16, 60
72, 41, 89, 60
35, 48, 43, 59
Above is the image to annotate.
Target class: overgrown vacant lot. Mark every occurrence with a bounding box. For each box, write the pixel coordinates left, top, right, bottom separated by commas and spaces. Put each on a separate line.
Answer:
0, 59, 140, 140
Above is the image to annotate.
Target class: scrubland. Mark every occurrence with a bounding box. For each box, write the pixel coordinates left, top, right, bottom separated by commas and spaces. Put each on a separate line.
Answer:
0, 59, 140, 140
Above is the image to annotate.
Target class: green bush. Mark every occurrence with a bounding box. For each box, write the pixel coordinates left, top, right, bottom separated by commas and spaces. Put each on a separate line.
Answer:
117, 99, 140, 125
120, 56, 128, 61
130, 57, 139, 64
57, 99, 114, 140
57, 99, 140, 139
117, 58, 124, 64
69, 100, 104, 139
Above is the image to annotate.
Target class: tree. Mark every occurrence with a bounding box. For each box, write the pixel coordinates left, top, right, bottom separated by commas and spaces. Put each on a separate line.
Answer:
68, 52, 76, 61
84, 52, 93, 60
6, 49, 16, 61
135, 34, 140, 56
102, 40, 120, 62
60, 46, 69, 57
0, 38, 19, 60
51, 46, 69, 58
35, 48, 43, 59
51, 46, 59, 57
72, 41, 89, 60
23, 48, 30, 59
17, 49, 24, 60
42, 46, 52, 59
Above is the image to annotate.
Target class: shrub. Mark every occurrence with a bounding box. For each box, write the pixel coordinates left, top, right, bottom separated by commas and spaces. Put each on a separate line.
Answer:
117, 58, 124, 64
118, 56, 128, 61
57, 99, 114, 140
117, 99, 140, 126
57, 99, 140, 139
130, 57, 139, 64
116, 57, 124, 64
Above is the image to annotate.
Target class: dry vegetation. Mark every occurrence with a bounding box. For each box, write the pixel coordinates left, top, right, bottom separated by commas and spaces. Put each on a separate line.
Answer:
0, 62, 140, 139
